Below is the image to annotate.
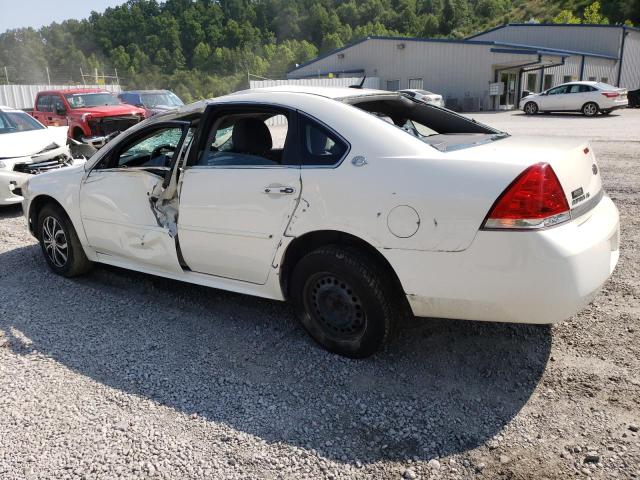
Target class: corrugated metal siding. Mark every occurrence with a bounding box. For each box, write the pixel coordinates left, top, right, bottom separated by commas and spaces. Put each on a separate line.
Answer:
620, 30, 640, 89
536, 56, 617, 88
471, 25, 622, 58
250, 77, 380, 89
0, 84, 122, 110
582, 57, 618, 83
289, 39, 541, 111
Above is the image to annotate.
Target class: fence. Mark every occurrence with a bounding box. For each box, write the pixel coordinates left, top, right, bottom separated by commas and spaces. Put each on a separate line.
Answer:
0, 84, 122, 110
250, 77, 380, 90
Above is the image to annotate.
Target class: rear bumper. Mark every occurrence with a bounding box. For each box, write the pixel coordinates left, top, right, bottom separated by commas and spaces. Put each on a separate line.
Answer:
385, 195, 620, 324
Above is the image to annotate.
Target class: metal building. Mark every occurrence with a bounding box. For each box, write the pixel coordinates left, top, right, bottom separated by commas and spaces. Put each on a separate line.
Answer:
287, 24, 640, 111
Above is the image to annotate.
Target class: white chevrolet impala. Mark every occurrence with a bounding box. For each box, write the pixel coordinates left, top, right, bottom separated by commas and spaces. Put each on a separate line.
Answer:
22, 86, 620, 357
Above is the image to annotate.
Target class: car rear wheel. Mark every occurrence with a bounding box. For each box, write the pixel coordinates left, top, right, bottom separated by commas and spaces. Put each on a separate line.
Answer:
524, 102, 538, 115
582, 102, 599, 117
290, 245, 398, 358
38, 204, 92, 277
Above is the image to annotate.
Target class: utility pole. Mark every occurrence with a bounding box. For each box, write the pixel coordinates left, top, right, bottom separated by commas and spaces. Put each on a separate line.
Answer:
114, 68, 119, 86
4, 66, 9, 84
46, 66, 51, 84
94, 67, 98, 84
80, 67, 86, 85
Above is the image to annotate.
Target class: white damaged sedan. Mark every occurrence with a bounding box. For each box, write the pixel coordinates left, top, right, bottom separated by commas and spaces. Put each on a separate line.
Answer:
0, 106, 85, 205
22, 86, 620, 357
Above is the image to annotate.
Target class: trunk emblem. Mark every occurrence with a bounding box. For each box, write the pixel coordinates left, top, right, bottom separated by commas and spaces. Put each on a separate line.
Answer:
592, 164, 598, 175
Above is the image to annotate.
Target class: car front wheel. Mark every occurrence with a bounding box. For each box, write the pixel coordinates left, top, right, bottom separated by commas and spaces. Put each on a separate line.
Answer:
582, 102, 599, 117
38, 204, 92, 277
524, 102, 538, 115
290, 246, 399, 358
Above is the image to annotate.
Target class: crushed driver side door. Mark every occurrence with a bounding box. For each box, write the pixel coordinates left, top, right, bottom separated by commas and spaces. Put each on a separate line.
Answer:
79, 121, 192, 273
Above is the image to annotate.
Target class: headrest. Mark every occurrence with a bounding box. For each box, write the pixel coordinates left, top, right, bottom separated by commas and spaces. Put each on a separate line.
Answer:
232, 118, 272, 156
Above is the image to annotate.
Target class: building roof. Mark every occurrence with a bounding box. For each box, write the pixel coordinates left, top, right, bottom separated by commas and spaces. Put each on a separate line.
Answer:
288, 33, 618, 76
466, 22, 638, 40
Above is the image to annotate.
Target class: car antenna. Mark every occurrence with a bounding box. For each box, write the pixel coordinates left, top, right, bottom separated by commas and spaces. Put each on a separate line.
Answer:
349, 75, 367, 89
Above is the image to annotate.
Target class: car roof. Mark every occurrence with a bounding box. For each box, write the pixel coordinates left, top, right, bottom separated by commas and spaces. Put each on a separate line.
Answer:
38, 88, 111, 95
120, 89, 171, 95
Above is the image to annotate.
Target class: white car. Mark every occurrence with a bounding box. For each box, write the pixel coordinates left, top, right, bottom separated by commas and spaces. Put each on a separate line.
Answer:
520, 81, 628, 116
399, 89, 445, 108
0, 106, 86, 206
22, 86, 620, 357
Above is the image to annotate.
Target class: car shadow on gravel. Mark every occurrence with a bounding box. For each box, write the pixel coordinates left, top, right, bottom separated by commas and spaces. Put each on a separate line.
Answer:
0, 204, 23, 219
0, 245, 551, 465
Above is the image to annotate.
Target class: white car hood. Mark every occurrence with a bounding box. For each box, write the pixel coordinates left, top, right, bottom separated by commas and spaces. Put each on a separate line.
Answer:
0, 126, 69, 159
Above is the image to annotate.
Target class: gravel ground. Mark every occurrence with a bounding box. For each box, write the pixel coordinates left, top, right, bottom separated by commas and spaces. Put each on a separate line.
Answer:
1, 109, 639, 479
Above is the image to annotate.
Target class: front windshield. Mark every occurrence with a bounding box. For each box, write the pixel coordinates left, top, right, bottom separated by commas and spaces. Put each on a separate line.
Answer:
64, 93, 120, 108
0, 111, 45, 134
140, 92, 183, 108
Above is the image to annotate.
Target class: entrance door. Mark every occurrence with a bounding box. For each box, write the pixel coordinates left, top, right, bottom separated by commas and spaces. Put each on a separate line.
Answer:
499, 73, 517, 108
80, 121, 191, 273
177, 105, 301, 284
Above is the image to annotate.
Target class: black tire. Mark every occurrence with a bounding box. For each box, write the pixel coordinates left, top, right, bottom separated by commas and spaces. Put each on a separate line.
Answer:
290, 245, 400, 358
37, 204, 92, 277
523, 101, 538, 115
582, 102, 599, 117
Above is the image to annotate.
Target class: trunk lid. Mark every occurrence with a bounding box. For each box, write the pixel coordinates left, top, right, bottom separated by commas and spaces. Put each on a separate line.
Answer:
449, 135, 603, 215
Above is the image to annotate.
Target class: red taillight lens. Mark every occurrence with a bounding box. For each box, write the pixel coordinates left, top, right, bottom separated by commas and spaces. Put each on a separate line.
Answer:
601, 92, 619, 98
483, 163, 570, 230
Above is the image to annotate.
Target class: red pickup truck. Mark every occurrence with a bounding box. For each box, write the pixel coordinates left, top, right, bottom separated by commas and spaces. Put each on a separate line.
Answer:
31, 88, 147, 145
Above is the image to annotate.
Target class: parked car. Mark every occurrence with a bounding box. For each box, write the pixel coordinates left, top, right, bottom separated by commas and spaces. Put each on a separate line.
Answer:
31, 88, 147, 146
118, 89, 184, 117
520, 81, 628, 116
0, 106, 86, 206
22, 86, 620, 357
400, 89, 445, 107
628, 88, 640, 108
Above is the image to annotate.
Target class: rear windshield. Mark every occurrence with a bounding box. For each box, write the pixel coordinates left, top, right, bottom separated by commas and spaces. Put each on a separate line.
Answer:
595, 82, 616, 91
341, 94, 505, 150
64, 93, 120, 108
0, 111, 45, 134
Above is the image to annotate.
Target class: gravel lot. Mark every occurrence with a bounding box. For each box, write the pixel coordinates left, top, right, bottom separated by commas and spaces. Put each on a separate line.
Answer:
1, 109, 639, 479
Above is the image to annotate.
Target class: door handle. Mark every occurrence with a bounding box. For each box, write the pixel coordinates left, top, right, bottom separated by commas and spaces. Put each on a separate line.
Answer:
264, 186, 295, 195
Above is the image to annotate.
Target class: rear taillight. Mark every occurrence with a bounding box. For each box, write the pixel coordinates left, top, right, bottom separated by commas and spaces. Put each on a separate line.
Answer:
482, 163, 570, 230
601, 92, 619, 98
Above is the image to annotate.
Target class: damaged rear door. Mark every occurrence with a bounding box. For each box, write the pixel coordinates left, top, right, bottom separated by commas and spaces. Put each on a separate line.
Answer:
79, 121, 192, 272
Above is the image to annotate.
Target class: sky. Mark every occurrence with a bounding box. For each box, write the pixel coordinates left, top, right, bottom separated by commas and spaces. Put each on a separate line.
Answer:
0, 0, 126, 33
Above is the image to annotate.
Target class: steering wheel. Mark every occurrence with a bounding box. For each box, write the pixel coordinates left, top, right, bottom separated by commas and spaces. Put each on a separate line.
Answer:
151, 144, 176, 158
150, 144, 177, 167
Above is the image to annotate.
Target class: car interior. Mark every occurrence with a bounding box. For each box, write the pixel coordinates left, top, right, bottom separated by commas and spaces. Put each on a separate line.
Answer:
198, 111, 292, 167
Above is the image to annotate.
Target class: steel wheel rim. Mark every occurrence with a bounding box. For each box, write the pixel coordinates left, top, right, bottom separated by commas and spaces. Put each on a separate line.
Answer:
42, 216, 68, 268
525, 103, 536, 114
305, 273, 366, 340
585, 104, 597, 115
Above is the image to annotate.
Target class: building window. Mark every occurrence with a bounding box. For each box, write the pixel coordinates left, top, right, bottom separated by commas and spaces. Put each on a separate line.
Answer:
601, 77, 608, 84
588, 76, 596, 81
386, 79, 400, 91
543, 74, 554, 90
563, 75, 573, 84
408, 78, 423, 90
526, 73, 537, 92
